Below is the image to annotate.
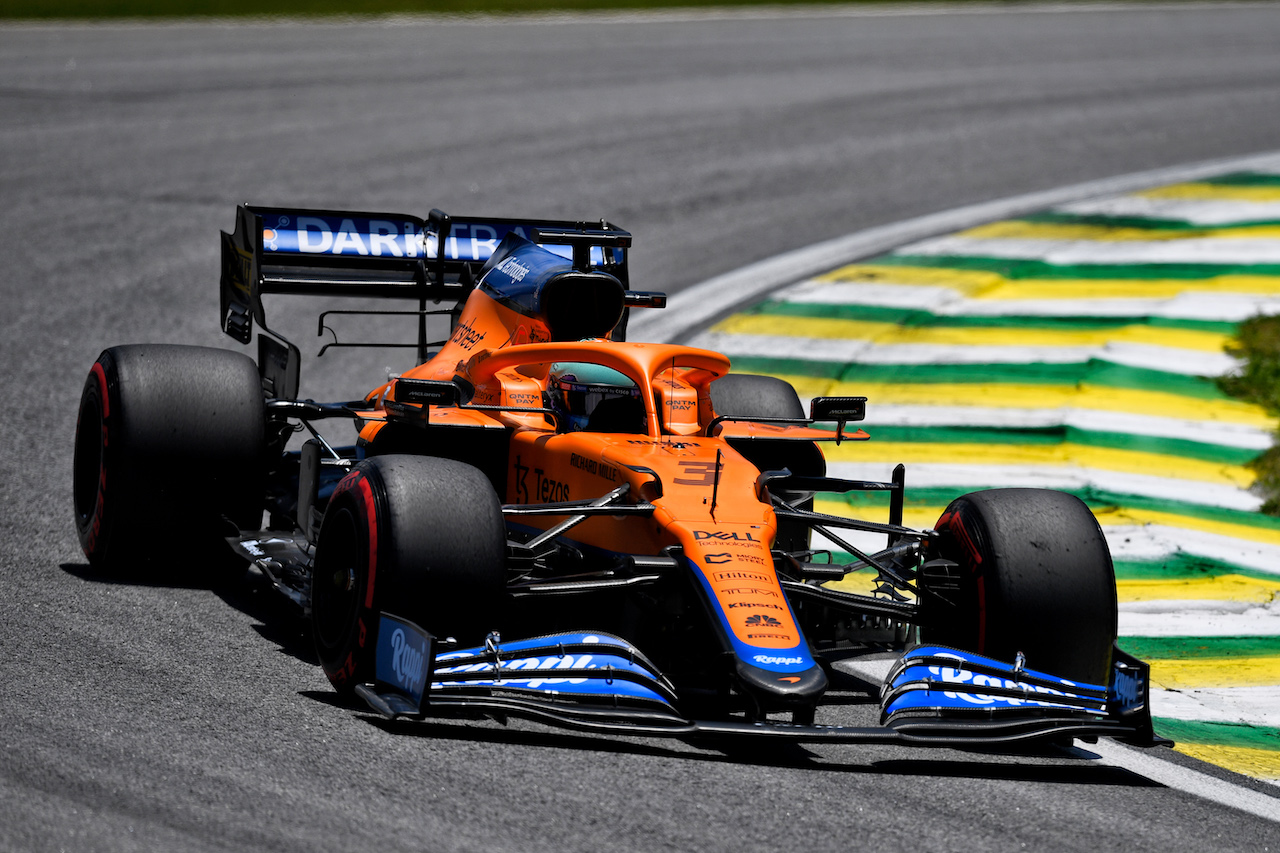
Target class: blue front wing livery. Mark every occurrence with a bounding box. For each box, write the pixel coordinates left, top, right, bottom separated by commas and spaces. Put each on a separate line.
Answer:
362, 622, 680, 717
432, 631, 679, 708
880, 646, 1110, 723
358, 619, 1157, 747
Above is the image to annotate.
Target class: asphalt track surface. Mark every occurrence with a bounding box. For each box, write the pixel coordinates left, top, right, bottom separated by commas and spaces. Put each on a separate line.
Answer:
5, 5, 1280, 851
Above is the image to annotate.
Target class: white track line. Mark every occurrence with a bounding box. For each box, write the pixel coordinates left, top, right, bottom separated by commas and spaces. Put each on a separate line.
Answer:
1078, 741, 1280, 820
630, 150, 1280, 345
653, 148, 1280, 812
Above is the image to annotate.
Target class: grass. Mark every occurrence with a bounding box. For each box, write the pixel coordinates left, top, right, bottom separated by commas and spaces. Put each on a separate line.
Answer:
1219, 315, 1280, 515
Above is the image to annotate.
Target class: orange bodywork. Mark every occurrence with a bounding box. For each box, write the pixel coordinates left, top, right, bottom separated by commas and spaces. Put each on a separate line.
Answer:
352, 286, 854, 656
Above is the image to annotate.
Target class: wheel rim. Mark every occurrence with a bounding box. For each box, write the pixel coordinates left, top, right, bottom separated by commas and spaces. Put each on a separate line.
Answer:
312, 507, 363, 652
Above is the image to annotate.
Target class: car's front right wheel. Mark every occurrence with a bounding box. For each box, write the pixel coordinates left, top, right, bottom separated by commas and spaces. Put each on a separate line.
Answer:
918, 488, 1118, 684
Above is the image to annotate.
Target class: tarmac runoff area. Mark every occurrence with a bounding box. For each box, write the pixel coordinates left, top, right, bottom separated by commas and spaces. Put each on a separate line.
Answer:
635, 152, 1280, 790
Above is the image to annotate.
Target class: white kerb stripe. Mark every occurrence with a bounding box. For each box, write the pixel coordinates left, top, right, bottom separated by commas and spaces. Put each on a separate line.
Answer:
1056, 195, 1280, 227
1148, 687, 1280, 728
895, 235, 1280, 265
1120, 605, 1280, 638
693, 331, 1240, 376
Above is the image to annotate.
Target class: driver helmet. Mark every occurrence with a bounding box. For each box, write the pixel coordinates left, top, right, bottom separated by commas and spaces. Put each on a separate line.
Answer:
547, 362, 641, 432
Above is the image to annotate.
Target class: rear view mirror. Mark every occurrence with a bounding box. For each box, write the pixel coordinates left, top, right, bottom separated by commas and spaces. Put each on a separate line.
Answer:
394, 378, 462, 407
809, 396, 867, 423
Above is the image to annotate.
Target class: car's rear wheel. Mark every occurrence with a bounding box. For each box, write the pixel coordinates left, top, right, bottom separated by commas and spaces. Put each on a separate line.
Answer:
72, 344, 266, 569
919, 488, 1117, 684
311, 455, 507, 694
710, 373, 823, 551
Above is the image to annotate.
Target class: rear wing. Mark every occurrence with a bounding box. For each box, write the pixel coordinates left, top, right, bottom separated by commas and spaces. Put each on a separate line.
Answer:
219, 204, 637, 353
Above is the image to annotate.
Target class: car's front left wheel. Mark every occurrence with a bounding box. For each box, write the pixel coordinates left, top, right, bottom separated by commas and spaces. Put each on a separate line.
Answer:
311, 455, 507, 694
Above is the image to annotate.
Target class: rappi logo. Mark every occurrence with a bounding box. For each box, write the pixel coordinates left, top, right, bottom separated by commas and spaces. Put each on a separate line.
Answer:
927, 655, 1074, 708
390, 628, 426, 693
1111, 668, 1143, 711
753, 654, 804, 666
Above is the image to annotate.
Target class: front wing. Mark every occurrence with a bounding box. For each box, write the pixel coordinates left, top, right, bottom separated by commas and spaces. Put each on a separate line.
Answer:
353, 614, 1162, 748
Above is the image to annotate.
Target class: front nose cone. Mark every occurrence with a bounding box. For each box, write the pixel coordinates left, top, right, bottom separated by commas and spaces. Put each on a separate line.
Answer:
734, 658, 827, 715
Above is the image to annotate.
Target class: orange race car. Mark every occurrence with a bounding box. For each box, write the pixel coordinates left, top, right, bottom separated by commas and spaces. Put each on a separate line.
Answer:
72, 205, 1162, 748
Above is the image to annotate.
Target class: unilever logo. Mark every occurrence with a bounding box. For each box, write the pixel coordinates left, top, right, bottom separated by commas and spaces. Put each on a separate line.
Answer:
390, 628, 426, 693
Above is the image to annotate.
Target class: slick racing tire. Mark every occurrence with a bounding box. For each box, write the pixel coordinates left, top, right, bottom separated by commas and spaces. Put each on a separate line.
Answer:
710, 373, 822, 551
72, 345, 266, 569
920, 488, 1117, 684
311, 455, 506, 694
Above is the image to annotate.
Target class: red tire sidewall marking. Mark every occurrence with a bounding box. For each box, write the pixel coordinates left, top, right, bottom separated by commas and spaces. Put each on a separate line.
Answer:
328, 469, 381, 686
938, 504, 988, 655
83, 361, 111, 556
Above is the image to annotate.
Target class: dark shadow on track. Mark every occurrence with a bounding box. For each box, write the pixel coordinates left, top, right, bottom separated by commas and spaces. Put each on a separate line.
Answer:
350, 712, 1162, 788
62, 561, 1161, 792
61, 558, 318, 666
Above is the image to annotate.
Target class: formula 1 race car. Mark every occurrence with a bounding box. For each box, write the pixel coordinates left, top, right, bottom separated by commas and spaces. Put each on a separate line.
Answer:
72, 205, 1161, 748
